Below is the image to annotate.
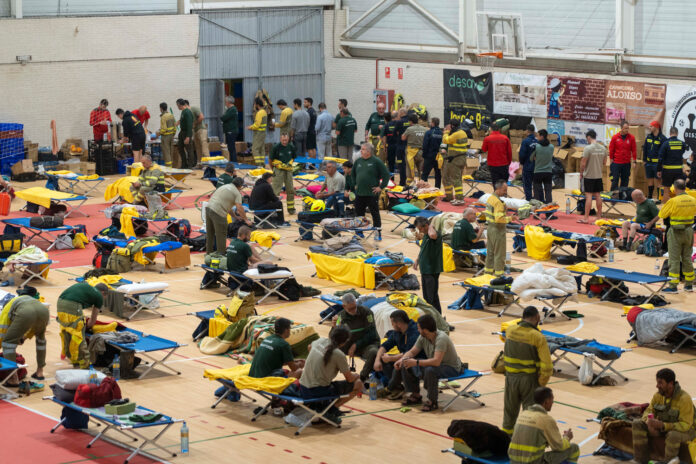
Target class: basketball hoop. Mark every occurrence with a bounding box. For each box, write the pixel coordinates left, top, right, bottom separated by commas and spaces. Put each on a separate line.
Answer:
477, 51, 503, 72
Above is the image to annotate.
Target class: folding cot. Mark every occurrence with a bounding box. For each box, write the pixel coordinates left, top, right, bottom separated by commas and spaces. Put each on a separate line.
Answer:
160, 167, 194, 190
45, 396, 181, 463
370, 256, 414, 290
452, 249, 486, 276
199, 264, 252, 296
189, 309, 216, 341
47, 172, 105, 196
105, 327, 185, 379
15, 187, 89, 218
568, 266, 670, 304
112, 282, 170, 320
440, 369, 489, 412
2, 257, 56, 287
514, 229, 610, 261
0, 356, 26, 399
462, 179, 524, 198
530, 206, 559, 226
441, 448, 509, 464
2, 217, 79, 251
252, 390, 348, 435
198, 264, 293, 303
293, 156, 323, 170
389, 209, 441, 232
316, 294, 342, 324
250, 233, 281, 261
158, 188, 185, 209
386, 189, 444, 211
296, 220, 381, 247
626, 323, 696, 354
294, 173, 326, 189
565, 193, 634, 217
94, 237, 186, 273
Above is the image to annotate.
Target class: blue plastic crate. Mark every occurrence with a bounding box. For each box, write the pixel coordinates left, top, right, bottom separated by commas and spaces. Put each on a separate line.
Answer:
0, 154, 24, 175
0, 138, 24, 156
117, 157, 134, 174
0, 123, 23, 132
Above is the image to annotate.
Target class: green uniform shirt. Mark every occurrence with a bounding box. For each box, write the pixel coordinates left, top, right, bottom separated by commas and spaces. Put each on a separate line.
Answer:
350, 155, 390, 196
414, 330, 461, 370
270, 142, 296, 165
249, 334, 294, 378
336, 116, 358, 147
226, 238, 252, 273
418, 231, 443, 274
451, 219, 477, 250
635, 198, 659, 224
179, 108, 193, 138
345, 173, 355, 192
59, 283, 104, 309
335, 110, 351, 126
335, 305, 379, 350
221, 106, 238, 134
216, 173, 235, 188
191, 106, 207, 131
404, 124, 426, 148
532, 143, 554, 173
365, 112, 385, 136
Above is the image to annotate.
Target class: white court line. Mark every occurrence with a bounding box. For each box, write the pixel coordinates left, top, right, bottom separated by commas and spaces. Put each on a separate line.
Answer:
579, 431, 599, 447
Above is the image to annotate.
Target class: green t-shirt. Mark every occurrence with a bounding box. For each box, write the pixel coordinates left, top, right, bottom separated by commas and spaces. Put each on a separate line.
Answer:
216, 173, 235, 188
226, 238, 252, 273
335, 110, 351, 126
418, 231, 443, 275
350, 155, 390, 196
270, 142, 296, 165
249, 334, 294, 378
414, 330, 462, 370
365, 112, 385, 136
336, 116, 358, 147
451, 219, 476, 250
221, 106, 238, 134
179, 108, 193, 138
532, 143, 555, 173
191, 106, 207, 131
635, 198, 659, 224
59, 283, 104, 309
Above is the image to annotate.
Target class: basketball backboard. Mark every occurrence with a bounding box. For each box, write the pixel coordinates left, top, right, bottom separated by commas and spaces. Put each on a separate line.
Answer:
476, 12, 525, 60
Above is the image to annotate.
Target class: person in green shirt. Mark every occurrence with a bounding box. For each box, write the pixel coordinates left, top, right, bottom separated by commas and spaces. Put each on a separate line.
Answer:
176, 98, 195, 168
350, 143, 390, 234
216, 163, 237, 188
227, 226, 267, 274
269, 133, 297, 214
333, 293, 380, 382
333, 98, 349, 128
531, 129, 555, 205
364, 102, 386, 149
335, 108, 357, 157
191, 104, 209, 162
414, 216, 443, 313
451, 208, 485, 251
249, 317, 304, 378
221, 96, 239, 162
620, 189, 660, 250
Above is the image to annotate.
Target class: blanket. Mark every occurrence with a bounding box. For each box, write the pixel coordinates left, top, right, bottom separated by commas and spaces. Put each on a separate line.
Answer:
104, 176, 139, 203
15, 187, 77, 209
371, 301, 420, 338
510, 263, 577, 300
479, 193, 529, 210
634, 307, 696, 345
545, 335, 621, 360
203, 363, 296, 395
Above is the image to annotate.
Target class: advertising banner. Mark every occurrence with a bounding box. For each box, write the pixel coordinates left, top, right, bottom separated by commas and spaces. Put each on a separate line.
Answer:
605, 80, 666, 126
665, 85, 696, 153
494, 72, 547, 118
443, 69, 493, 129
547, 76, 605, 123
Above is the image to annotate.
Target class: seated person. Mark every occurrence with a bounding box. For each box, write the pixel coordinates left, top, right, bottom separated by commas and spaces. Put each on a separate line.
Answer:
316, 160, 346, 215
632, 368, 695, 464
249, 172, 286, 226
216, 163, 237, 188
451, 207, 485, 251
395, 314, 465, 412
299, 325, 364, 422
56, 282, 110, 368
620, 189, 659, 250
509, 387, 579, 464
226, 225, 270, 274
249, 317, 304, 379
373, 309, 423, 400
131, 155, 165, 206
342, 160, 355, 208
332, 293, 380, 382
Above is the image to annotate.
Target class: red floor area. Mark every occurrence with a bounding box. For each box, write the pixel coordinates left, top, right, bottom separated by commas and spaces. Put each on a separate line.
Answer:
0, 400, 157, 464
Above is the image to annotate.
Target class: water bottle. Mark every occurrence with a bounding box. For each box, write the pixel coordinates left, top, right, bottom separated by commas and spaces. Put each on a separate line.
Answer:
88, 365, 98, 384
565, 197, 571, 215
180, 421, 189, 455
505, 251, 512, 274
112, 355, 120, 381
654, 259, 661, 274
607, 239, 614, 263
368, 373, 378, 401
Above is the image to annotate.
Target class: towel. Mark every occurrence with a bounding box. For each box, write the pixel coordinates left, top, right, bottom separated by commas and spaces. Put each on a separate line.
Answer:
77, 174, 99, 180
15, 187, 76, 209
464, 274, 496, 286
203, 364, 296, 395
250, 231, 280, 248
565, 261, 599, 273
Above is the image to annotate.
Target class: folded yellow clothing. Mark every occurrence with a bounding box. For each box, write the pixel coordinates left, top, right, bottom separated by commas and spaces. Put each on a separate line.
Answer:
91, 322, 118, 333
464, 274, 496, 286
15, 187, 77, 209
249, 168, 272, 177
202, 156, 226, 162
77, 174, 99, 180
120, 206, 140, 237
204, 364, 251, 380
295, 173, 319, 180
387, 186, 404, 192
324, 156, 347, 164
416, 191, 444, 199
462, 175, 474, 180
47, 170, 75, 176
86, 274, 124, 288
595, 219, 622, 226
623, 303, 654, 315
571, 189, 582, 196
565, 261, 599, 273
443, 243, 455, 273
250, 230, 280, 248
104, 176, 138, 203
499, 318, 522, 340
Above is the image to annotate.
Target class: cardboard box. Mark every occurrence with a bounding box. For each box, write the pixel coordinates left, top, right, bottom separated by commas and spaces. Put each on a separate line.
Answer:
511, 144, 520, 162
208, 141, 222, 153
236, 141, 248, 154
469, 140, 483, 150
569, 150, 583, 173
629, 125, 646, 153
221, 148, 230, 160
11, 159, 34, 176
80, 162, 96, 175
24, 142, 38, 162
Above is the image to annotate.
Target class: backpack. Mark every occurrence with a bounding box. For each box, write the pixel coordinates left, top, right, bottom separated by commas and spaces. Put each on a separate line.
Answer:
93, 249, 111, 268
106, 252, 131, 273
167, 219, 191, 239
182, 234, 206, 252
277, 278, 302, 301
643, 234, 662, 257
0, 234, 24, 259
74, 377, 122, 408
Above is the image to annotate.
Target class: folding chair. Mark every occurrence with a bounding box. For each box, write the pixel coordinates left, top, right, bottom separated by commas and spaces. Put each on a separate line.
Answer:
113, 283, 169, 320
440, 370, 490, 412
106, 328, 185, 380
252, 390, 349, 435
0, 357, 26, 399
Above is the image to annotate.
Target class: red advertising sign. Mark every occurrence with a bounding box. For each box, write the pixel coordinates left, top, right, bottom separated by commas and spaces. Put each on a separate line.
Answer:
605, 80, 666, 126
398, 68, 403, 80
385, 67, 390, 79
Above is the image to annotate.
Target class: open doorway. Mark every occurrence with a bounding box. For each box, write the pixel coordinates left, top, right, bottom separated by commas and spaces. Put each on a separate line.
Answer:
223, 78, 243, 141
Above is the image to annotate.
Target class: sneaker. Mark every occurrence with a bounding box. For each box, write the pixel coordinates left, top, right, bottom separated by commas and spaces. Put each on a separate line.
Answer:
279, 222, 291, 228
374, 236, 382, 242
387, 387, 405, 401
686, 285, 694, 292
663, 286, 678, 293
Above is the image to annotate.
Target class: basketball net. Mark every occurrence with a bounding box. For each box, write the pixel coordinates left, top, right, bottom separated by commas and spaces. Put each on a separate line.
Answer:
478, 51, 503, 72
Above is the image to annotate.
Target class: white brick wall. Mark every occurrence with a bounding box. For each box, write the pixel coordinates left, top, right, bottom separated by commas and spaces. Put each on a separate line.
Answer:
0, 14, 200, 146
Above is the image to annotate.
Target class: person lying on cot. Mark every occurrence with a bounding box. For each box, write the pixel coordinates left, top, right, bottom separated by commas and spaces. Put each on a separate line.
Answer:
226, 226, 271, 274
249, 317, 304, 379
451, 208, 486, 251
299, 325, 364, 424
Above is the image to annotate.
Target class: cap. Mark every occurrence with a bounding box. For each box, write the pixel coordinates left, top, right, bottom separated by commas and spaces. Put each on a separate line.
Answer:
649, 120, 661, 129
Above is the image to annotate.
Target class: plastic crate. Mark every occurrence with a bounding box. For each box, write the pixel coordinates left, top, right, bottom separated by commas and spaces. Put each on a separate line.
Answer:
0, 138, 24, 155
117, 157, 134, 174
0, 154, 24, 176
0, 123, 23, 131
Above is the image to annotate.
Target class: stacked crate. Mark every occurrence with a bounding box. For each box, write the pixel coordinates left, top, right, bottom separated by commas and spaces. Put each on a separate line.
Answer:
0, 123, 25, 175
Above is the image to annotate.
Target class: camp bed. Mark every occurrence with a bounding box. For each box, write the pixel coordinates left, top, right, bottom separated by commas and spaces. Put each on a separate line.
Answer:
1, 217, 79, 251
389, 209, 441, 232
530, 206, 559, 226
198, 264, 252, 296
294, 156, 323, 170
440, 369, 489, 412
158, 188, 184, 209
16, 187, 89, 218
463, 179, 524, 198
371, 257, 414, 290
565, 193, 634, 217
209, 378, 259, 409
452, 249, 486, 276
47, 173, 106, 196
387, 189, 443, 211
294, 173, 326, 189
568, 266, 669, 304
627, 324, 696, 354
296, 220, 381, 247
2, 257, 57, 287
160, 167, 194, 190
0, 356, 26, 399
188, 309, 216, 341
251, 237, 280, 261
243, 267, 294, 304
139, 238, 185, 272
105, 327, 185, 379
112, 282, 170, 320
441, 448, 509, 464
514, 229, 609, 261
45, 396, 181, 463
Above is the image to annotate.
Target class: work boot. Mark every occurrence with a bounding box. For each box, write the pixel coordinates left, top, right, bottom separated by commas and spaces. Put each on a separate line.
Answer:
663, 286, 678, 293
686, 285, 694, 292
626, 238, 634, 250
441, 197, 451, 203
619, 239, 627, 251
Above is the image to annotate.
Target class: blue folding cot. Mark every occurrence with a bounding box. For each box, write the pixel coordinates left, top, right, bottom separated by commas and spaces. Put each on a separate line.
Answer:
2, 217, 79, 251
389, 209, 440, 232
0, 356, 25, 399
568, 265, 670, 304
105, 327, 185, 379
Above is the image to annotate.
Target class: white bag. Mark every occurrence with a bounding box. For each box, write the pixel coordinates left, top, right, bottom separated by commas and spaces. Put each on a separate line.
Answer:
578, 355, 594, 385
55, 369, 106, 389
53, 234, 74, 250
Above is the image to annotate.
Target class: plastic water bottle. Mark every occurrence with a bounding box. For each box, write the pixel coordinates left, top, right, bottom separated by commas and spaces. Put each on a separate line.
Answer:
565, 197, 571, 215
180, 422, 189, 455
505, 251, 512, 274
88, 365, 98, 384
368, 373, 378, 401
112, 355, 120, 381
654, 259, 661, 274
607, 239, 615, 263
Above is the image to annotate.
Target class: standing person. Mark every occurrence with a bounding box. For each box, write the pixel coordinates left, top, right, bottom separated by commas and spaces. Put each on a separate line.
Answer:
249, 172, 286, 226
275, 100, 293, 137
502, 306, 553, 435
401, 113, 426, 185
609, 121, 637, 191
632, 368, 696, 464
619, 189, 659, 250
441, 119, 469, 205
518, 125, 537, 201
315, 160, 345, 215
365, 102, 386, 151
269, 133, 296, 215
531, 129, 555, 204
382, 111, 400, 174
115, 108, 146, 163
291, 98, 309, 158
659, 179, 696, 292
89, 99, 111, 142
190, 104, 209, 163
394, 108, 411, 186
413, 217, 443, 313
333, 99, 349, 129
249, 318, 304, 379
176, 98, 195, 169
421, 117, 443, 188
248, 97, 268, 166
643, 121, 667, 199
509, 387, 580, 464
335, 108, 358, 158
351, 143, 390, 239
333, 293, 380, 382
221, 96, 239, 163
57, 283, 109, 369
156, 102, 176, 168
205, 177, 249, 254
578, 129, 607, 224
481, 122, 513, 186
0, 295, 50, 387
373, 310, 422, 400
315, 102, 333, 159
132, 106, 151, 134
485, 180, 518, 277
304, 97, 317, 158
658, 127, 688, 203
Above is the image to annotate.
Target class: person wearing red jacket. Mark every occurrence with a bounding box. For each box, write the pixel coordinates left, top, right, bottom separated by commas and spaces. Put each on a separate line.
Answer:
481, 122, 513, 185
609, 121, 637, 190
89, 99, 111, 141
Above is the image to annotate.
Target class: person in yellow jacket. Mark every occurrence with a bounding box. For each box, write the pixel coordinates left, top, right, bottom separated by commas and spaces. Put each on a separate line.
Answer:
485, 180, 518, 276
441, 119, 469, 205
275, 100, 293, 137
502, 307, 553, 435
131, 155, 165, 205
509, 387, 579, 464
248, 97, 268, 166
659, 179, 696, 292
157, 102, 177, 167
632, 368, 696, 464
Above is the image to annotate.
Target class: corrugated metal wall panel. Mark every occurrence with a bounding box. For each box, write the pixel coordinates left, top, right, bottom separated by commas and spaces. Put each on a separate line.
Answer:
0, 0, 9, 17
23, 0, 176, 16
635, 0, 696, 58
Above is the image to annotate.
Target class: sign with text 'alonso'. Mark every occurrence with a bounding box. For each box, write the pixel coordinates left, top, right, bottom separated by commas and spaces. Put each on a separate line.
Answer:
605, 80, 666, 126
443, 69, 493, 129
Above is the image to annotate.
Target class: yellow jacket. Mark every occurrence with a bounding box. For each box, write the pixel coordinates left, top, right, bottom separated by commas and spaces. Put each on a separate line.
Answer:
509, 404, 574, 464
659, 193, 696, 228
159, 112, 177, 136
642, 382, 696, 433
250, 109, 268, 132
276, 107, 293, 129
442, 129, 469, 155
486, 193, 510, 224
504, 321, 553, 386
